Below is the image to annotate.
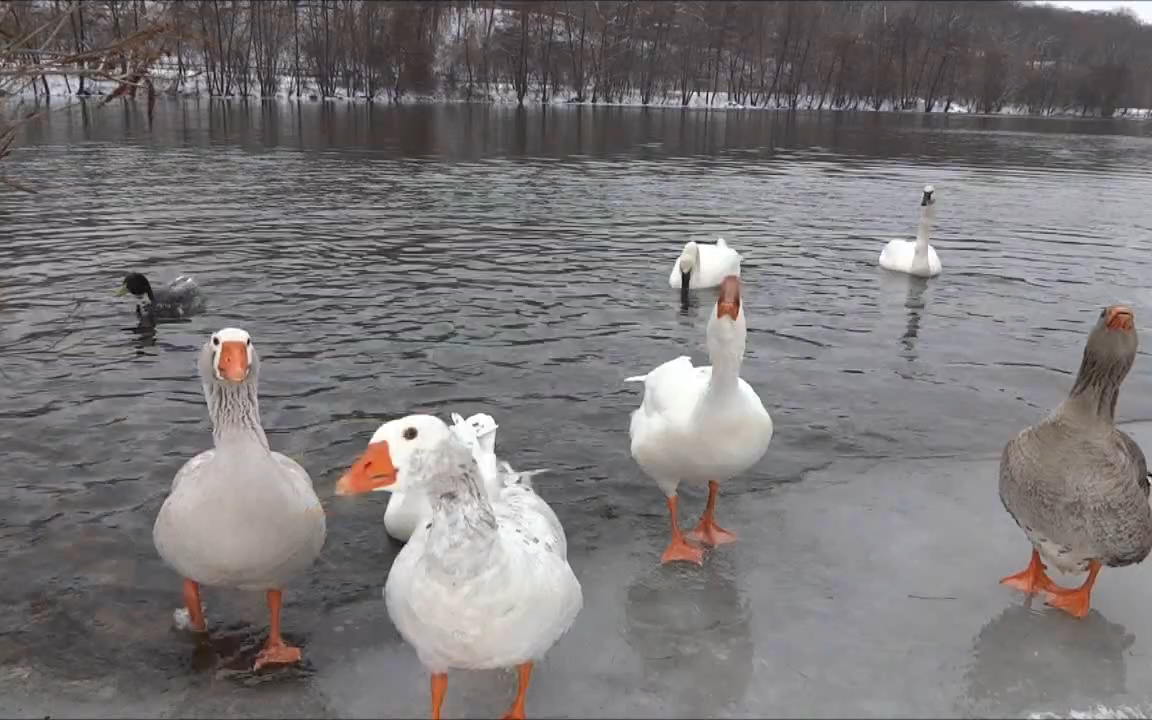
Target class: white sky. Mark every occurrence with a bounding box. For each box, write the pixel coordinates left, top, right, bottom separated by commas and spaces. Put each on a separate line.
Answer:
1037, 0, 1152, 23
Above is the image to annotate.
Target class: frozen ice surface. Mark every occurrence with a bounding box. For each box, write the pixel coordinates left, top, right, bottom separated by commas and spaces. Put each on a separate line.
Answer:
7, 424, 1152, 718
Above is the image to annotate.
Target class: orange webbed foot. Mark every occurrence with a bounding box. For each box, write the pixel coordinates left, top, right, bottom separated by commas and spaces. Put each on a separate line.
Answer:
1045, 586, 1093, 619
687, 519, 738, 547
253, 640, 302, 671
501, 707, 526, 720
999, 549, 1057, 595
661, 535, 704, 565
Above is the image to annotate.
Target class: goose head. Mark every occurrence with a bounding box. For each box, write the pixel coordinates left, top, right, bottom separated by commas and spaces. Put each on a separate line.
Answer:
198, 327, 257, 386
336, 414, 455, 496
1083, 305, 1138, 376
707, 275, 747, 354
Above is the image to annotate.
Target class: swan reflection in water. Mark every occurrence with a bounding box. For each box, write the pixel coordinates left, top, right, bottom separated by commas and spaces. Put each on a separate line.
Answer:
901, 276, 930, 360
878, 272, 931, 361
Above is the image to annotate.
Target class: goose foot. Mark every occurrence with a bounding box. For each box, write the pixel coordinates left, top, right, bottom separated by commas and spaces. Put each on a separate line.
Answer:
253, 640, 301, 671
686, 480, 738, 547
253, 588, 302, 671
182, 578, 208, 633
661, 495, 704, 565
999, 549, 1057, 595
501, 662, 533, 719
688, 519, 738, 547
661, 535, 704, 565
1045, 560, 1101, 619
430, 673, 448, 720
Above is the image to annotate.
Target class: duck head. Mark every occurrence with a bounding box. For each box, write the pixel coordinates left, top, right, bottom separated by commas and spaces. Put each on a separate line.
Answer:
118, 272, 155, 302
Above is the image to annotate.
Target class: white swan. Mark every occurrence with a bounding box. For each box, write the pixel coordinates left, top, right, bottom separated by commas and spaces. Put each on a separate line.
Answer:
878, 185, 942, 278
669, 238, 742, 304
336, 415, 582, 720
625, 276, 774, 565
153, 328, 326, 671
379, 412, 504, 543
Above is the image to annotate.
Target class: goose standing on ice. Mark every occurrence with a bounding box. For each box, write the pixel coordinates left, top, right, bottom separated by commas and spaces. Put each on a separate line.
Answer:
999, 306, 1152, 618
669, 238, 742, 305
336, 415, 581, 720
626, 276, 774, 564
878, 185, 942, 278
153, 328, 326, 670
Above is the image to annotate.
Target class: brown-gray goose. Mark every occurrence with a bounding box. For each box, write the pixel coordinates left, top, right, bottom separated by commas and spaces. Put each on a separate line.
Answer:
999, 305, 1151, 618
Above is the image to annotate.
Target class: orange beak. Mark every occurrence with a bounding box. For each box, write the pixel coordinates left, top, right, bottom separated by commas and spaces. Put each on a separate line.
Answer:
716, 275, 742, 321
216, 341, 249, 382
1106, 305, 1135, 332
335, 440, 397, 496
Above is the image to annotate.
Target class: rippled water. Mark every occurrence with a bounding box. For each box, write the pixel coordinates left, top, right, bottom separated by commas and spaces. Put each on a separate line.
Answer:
3, 102, 1152, 714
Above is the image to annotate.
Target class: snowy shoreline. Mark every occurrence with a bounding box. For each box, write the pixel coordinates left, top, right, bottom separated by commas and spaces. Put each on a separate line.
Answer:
7, 70, 1151, 121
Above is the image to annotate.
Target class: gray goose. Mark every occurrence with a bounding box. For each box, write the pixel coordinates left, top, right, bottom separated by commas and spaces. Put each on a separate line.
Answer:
999, 305, 1152, 618
153, 328, 326, 669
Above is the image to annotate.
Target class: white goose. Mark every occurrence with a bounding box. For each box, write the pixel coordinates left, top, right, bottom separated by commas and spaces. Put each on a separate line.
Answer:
626, 276, 774, 565
878, 184, 942, 278
382, 412, 506, 543
153, 328, 326, 671
668, 238, 742, 304
336, 415, 582, 720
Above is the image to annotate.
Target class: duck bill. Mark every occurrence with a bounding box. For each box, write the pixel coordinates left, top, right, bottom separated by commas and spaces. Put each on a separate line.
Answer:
715, 275, 741, 320
216, 341, 249, 382
336, 441, 398, 496
1106, 306, 1135, 332
116, 283, 129, 297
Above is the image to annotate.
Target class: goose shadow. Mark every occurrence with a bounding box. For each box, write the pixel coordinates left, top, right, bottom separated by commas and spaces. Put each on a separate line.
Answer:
957, 601, 1134, 718
623, 552, 754, 718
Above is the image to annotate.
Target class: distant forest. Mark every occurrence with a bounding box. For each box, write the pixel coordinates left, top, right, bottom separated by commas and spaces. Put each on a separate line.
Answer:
5, 1, 1152, 117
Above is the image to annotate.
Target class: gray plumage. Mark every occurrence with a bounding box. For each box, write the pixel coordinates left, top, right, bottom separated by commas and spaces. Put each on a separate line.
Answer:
999, 307, 1152, 574
153, 330, 326, 591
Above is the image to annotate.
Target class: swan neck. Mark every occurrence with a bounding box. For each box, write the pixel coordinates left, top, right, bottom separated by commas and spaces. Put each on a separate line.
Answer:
915, 207, 934, 251
204, 379, 268, 449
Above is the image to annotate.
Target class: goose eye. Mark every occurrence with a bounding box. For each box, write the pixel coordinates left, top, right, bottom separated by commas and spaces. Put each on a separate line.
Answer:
211, 336, 220, 346
246, 338, 251, 347
403, 427, 418, 441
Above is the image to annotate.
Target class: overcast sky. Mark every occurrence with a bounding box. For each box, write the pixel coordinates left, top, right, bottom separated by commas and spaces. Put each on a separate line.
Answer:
1036, 0, 1152, 23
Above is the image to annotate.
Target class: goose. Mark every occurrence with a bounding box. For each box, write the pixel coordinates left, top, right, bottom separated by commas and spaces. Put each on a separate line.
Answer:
153, 327, 326, 670
117, 272, 206, 322
381, 412, 510, 543
999, 305, 1152, 618
336, 415, 582, 720
626, 275, 774, 564
878, 185, 942, 278
668, 238, 742, 305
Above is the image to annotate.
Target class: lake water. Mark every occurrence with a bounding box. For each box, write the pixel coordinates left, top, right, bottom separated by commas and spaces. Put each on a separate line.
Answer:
3, 102, 1152, 718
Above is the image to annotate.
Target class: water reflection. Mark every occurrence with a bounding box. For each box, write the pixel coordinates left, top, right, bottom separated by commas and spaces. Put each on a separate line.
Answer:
959, 602, 1134, 717
876, 271, 931, 361
623, 554, 753, 718
901, 276, 930, 360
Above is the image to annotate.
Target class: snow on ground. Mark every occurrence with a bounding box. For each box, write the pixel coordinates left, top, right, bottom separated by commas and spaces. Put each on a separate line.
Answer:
6, 63, 1150, 119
